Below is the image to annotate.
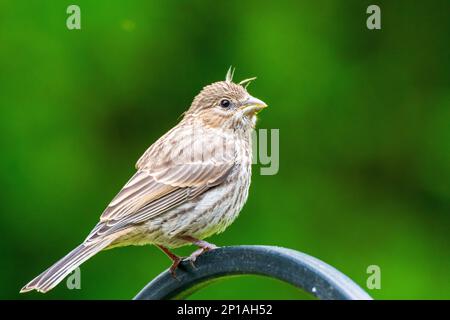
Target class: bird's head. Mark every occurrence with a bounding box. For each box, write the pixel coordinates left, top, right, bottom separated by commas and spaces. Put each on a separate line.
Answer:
186, 67, 267, 130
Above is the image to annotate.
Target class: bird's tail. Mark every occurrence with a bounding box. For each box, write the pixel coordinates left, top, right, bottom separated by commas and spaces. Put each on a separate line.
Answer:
20, 239, 113, 293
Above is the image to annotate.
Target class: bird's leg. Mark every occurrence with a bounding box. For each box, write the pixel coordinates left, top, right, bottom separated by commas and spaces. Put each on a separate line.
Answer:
181, 236, 218, 266
156, 244, 181, 278
182, 235, 219, 250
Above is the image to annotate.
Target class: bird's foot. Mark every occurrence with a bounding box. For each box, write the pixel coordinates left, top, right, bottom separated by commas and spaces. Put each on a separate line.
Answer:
185, 248, 204, 268
197, 241, 219, 251
182, 236, 219, 268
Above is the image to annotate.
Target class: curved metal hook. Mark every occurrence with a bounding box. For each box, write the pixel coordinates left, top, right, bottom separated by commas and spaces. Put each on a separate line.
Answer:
134, 245, 372, 300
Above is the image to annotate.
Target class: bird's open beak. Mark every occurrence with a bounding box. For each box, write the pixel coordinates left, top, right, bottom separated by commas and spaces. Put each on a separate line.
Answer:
240, 95, 268, 115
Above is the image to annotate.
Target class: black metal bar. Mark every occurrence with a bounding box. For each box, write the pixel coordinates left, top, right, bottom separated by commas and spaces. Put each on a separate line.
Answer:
133, 245, 372, 300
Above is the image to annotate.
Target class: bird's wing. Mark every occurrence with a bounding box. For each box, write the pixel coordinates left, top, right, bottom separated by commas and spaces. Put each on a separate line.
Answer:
85, 124, 236, 242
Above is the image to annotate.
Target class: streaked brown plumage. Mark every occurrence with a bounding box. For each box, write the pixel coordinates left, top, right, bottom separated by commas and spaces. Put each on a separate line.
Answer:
20, 68, 267, 293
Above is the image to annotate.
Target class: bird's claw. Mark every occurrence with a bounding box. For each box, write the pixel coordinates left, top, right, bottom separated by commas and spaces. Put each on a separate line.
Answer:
185, 248, 204, 268
185, 244, 218, 268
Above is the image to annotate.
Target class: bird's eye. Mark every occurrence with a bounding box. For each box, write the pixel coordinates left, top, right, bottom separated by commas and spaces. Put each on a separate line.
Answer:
220, 99, 231, 108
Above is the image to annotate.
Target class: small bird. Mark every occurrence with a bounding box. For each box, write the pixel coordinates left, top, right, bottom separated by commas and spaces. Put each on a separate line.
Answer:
20, 68, 267, 293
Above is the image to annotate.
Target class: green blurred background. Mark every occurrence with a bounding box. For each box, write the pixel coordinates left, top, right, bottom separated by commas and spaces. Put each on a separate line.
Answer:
1, 0, 449, 299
